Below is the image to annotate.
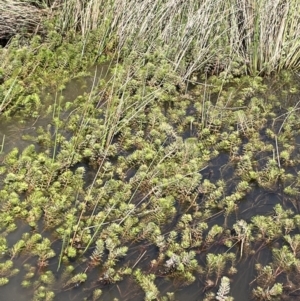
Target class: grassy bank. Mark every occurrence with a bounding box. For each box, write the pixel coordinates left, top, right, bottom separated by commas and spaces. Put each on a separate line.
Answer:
56, 0, 300, 77
1, 0, 300, 116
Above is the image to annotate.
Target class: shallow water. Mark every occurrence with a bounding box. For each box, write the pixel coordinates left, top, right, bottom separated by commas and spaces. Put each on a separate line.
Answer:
0, 63, 111, 301
0, 63, 110, 154
1, 71, 300, 301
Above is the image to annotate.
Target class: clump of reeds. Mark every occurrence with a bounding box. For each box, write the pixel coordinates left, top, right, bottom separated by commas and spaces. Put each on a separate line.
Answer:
228, 0, 300, 74
56, 0, 300, 77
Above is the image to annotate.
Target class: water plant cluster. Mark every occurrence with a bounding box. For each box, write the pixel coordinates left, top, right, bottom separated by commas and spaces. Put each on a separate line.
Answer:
0, 0, 300, 301
1, 58, 300, 300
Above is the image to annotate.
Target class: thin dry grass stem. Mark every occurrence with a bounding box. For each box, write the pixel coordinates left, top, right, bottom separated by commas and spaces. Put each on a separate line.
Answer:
272, 99, 300, 167
0, 78, 16, 113
276, 100, 300, 135
132, 250, 147, 269
0, 134, 5, 153
274, 135, 281, 168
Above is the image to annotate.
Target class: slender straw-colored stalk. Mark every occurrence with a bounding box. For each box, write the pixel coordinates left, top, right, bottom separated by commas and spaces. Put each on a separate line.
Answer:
57, 231, 68, 271
52, 91, 61, 162
0, 135, 5, 153
82, 205, 115, 255
0, 76, 18, 113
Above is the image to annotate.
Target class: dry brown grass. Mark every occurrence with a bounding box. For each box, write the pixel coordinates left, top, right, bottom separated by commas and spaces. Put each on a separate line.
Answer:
0, 0, 47, 40
229, 0, 300, 74
2, 0, 300, 76
56, 0, 300, 76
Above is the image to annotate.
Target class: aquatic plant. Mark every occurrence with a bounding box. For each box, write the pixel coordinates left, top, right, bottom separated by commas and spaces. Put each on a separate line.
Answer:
253, 283, 283, 301
1, 1, 300, 299
134, 269, 159, 301
0, 260, 19, 286
216, 276, 233, 301
0, 67, 300, 301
